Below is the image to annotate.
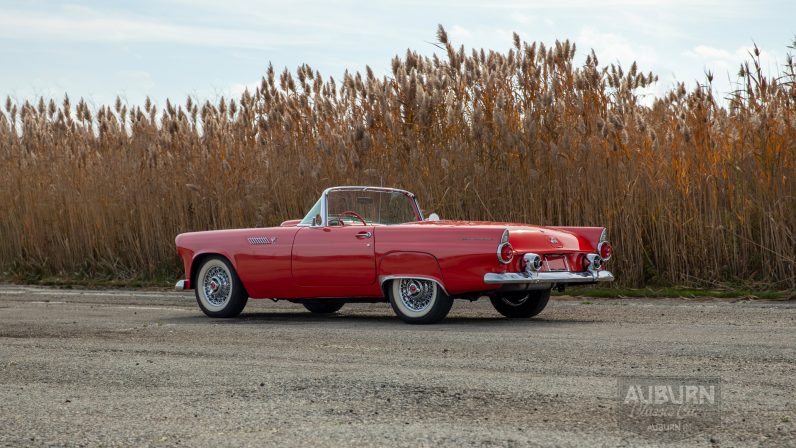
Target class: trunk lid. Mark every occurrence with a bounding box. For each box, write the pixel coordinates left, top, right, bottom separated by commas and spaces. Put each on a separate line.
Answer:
407, 220, 596, 253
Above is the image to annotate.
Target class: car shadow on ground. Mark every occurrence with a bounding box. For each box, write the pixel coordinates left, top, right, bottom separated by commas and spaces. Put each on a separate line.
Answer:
161, 311, 595, 327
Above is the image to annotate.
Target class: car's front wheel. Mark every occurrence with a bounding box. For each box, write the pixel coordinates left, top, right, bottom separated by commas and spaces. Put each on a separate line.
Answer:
388, 278, 453, 324
489, 289, 551, 318
195, 256, 248, 318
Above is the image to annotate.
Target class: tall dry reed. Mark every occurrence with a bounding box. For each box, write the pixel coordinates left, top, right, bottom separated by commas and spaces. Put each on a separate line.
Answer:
1, 27, 794, 288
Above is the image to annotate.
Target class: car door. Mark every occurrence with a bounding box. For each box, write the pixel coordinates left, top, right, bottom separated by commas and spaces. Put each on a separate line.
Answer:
291, 225, 376, 287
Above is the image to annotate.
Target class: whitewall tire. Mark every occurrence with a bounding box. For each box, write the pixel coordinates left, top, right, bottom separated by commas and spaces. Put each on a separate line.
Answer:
388, 278, 453, 324
195, 256, 248, 318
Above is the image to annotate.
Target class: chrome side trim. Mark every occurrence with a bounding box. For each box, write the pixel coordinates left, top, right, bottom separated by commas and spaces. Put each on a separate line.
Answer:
483, 270, 614, 285
175, 280, 187, 290
378, 275, 449, 295
248, 236, 278, 245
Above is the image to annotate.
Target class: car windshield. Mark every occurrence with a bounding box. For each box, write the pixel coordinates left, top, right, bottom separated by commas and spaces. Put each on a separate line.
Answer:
300, 189, 420, 226
328, 189, 419, 225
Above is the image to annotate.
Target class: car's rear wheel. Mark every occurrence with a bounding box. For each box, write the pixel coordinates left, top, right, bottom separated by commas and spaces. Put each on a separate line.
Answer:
195, 256, 248, 318
302, 300, 344, 314
489, 289, 551, 318
388, 278, 452, 324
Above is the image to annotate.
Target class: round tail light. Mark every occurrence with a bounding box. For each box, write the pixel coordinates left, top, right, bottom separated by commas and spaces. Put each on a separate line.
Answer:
498, 243, 514, 264
598, 242, 613, 261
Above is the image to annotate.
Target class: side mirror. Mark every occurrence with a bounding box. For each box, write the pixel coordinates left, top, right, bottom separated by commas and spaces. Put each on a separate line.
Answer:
426, 213, 440, 221
313, 214, 322, 226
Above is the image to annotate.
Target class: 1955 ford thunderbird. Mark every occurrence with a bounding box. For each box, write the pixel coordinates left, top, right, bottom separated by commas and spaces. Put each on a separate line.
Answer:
175, 186, 614, 324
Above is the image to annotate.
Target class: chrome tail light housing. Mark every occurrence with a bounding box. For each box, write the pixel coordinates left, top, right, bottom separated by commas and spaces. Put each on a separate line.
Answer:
598, 229, 612, 261
497, 229, 514, 264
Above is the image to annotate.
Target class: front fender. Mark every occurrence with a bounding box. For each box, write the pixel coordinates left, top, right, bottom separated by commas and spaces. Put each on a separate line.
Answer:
175, 238, 241, 291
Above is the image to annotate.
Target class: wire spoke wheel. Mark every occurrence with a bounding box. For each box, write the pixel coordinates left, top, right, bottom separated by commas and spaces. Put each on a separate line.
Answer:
202, 265, 232, 307
398, 278, 435, 312
195, 257, 248, 318
389, 277, 453, 324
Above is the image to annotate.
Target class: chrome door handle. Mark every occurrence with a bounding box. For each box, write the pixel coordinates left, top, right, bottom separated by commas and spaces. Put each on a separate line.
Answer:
355, 231, 372, 239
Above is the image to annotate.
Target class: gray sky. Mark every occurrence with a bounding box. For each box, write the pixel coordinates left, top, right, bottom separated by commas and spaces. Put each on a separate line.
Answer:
1, 0, 793, 108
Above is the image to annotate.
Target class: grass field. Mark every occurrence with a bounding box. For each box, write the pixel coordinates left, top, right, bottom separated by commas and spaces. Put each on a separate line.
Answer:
1, 27, 794, 289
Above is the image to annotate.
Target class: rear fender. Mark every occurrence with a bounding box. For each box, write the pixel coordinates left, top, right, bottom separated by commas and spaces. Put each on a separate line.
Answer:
550, 227, 606, 250
377, 252, 447, 296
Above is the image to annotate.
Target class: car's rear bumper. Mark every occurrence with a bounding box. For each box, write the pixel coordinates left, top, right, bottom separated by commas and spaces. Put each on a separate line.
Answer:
484, 270, 614, 285
175, 279, 191, 290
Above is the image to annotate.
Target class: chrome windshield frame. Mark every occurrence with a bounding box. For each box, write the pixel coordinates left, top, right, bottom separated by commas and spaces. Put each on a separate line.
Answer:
298, 186, 423, 227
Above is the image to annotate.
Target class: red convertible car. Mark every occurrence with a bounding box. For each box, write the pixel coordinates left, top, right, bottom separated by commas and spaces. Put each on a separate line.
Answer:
175, 186, 614, 324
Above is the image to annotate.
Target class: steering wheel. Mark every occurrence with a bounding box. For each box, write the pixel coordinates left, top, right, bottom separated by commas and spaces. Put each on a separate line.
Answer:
339, 210, 368, 226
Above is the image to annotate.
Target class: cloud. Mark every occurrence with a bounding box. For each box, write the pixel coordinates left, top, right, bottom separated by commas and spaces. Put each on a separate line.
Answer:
687, 45, 735, 61
0, 7, 312, 49
684, 44, 782, 77
479, 0, 731, 11
510, 12, 532, 25
229, 81, 259, 97
449, 25, 472, 40
116, 70, 155, 91
577, 27, 657, 70
575, 28, 665, 104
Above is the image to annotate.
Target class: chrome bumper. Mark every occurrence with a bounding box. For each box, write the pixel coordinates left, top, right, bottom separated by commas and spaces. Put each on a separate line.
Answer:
484, 270, 614, 285
175, 280, 189, 290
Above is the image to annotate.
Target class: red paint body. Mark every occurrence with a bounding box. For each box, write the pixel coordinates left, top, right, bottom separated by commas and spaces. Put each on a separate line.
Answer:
175, 219, 608, 300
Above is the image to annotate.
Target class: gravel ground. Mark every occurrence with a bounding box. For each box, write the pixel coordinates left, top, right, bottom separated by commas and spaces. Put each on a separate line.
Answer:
0, 285, 794, 447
